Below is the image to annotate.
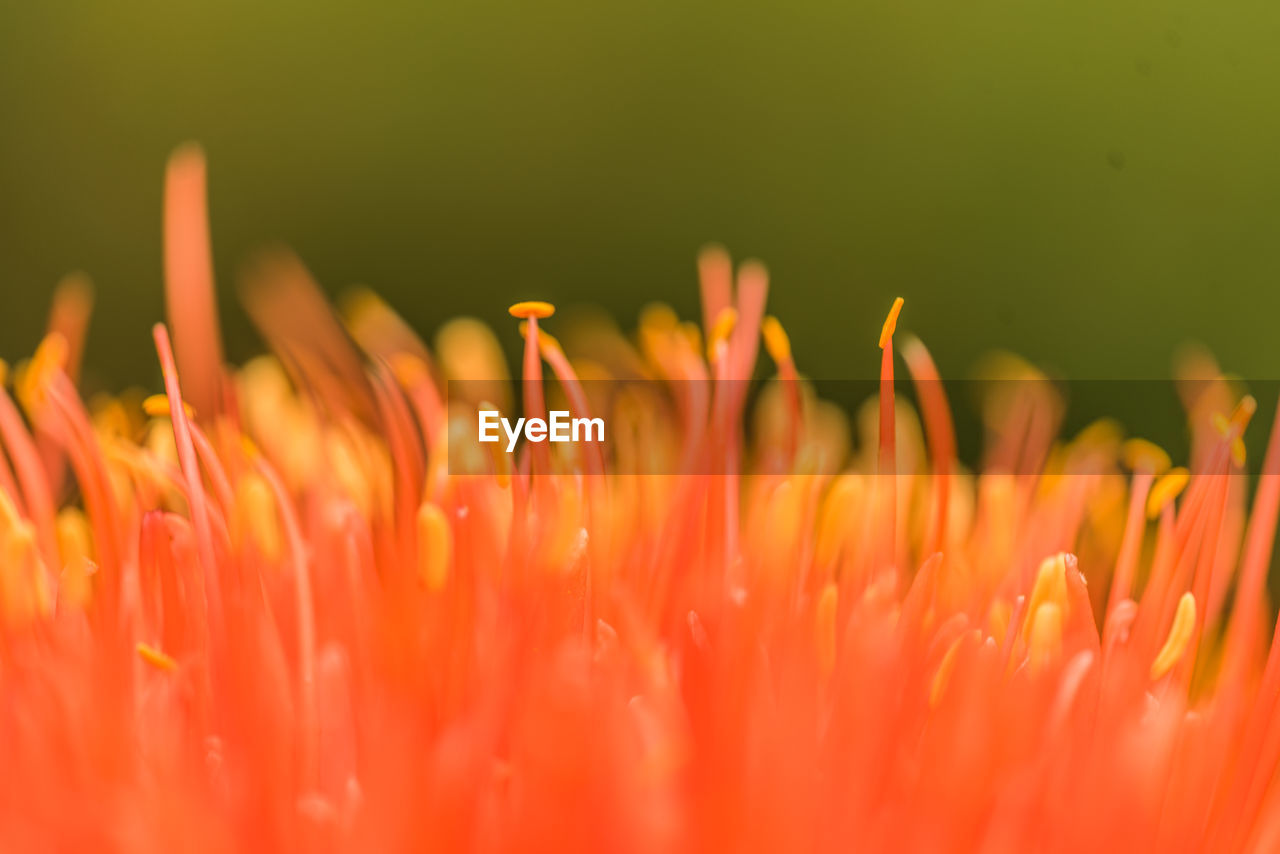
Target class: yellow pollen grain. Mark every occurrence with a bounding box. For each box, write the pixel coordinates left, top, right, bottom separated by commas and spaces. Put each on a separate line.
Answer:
878, 297, 905, 349
508, 300, 556, 320
816, 582, 838, 678
1150, 592, 1196, 680
1121, 438, 1171, 475
707, 307, 738, 362
417, 502, 452, 592
1147, 467, 1189, 520
761, 316, 792, 364
142, 394, 196, 419
137, 642, 178, 672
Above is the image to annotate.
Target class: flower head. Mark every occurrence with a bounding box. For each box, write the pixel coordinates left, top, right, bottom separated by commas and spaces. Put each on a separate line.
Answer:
1, 148, 1279, 853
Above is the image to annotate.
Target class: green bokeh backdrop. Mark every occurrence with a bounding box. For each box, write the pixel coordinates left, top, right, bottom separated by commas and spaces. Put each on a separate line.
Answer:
2, 0, 1278, 396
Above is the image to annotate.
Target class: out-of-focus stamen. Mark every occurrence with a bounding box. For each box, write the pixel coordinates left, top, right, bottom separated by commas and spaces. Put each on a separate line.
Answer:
1151, 592, 1196, 680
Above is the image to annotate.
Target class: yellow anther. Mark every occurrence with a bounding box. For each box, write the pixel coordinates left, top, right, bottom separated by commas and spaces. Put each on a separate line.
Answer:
639, 303, 679, 333
338, 285, 384, 325
137, 642, 178, 672
931, 630, 978, 708
1231, 395, 1258, 431
234, 472, 282, 562
56, 508, 94, 609
417, 502, 452, 592
816, 582, 838, 678
1121, 438, 1171, 475
1023, 553, 1070, 637
0, 359, 8, 387
878, 297, 905, 349
761, 316, 792, 364
1074, 418, 1123, 450
1150, 592, 1196, 680
388, 353, 431, 389
1028, 602, 1063, 671
16, 333, 69, 410
142, 394, 196, 419
240, 435, 263, 461
1231, 437, 1246, 468
678, 322, 703, 357
327, 432, 375, 519
1147, 467, 1190, 519
987, 599, 1012, 648
508, 300, 556, 320
0, 489, 21, 530
707, 307, 738, 362
1212, 412, 1230, 437
816, 475, 864, 566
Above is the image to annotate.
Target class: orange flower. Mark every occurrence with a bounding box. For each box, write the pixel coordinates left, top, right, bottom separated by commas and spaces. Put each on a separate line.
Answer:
1, 146, 1279, 853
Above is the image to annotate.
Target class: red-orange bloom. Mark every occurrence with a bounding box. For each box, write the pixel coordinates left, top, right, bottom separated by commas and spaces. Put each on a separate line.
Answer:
2, 147, 1280, 853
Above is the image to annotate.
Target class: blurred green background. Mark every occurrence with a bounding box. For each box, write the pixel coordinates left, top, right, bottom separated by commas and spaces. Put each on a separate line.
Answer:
2, 0, 1279, 394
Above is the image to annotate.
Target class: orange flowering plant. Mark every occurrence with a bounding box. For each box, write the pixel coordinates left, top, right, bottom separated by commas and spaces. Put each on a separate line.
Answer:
1, 146, 1278, 853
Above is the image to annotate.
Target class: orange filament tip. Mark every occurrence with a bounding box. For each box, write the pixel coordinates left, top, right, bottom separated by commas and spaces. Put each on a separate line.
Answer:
1121, 438, 1171, 475
142, 394, 196, 419
137, 642, 178, 672
761, 315, 792, 363
878, 297, 904, 349
707, 307, 738, 361
508, 300, 556, 320
1147, 467, 1189, 519
1150, 592, 1196, 680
